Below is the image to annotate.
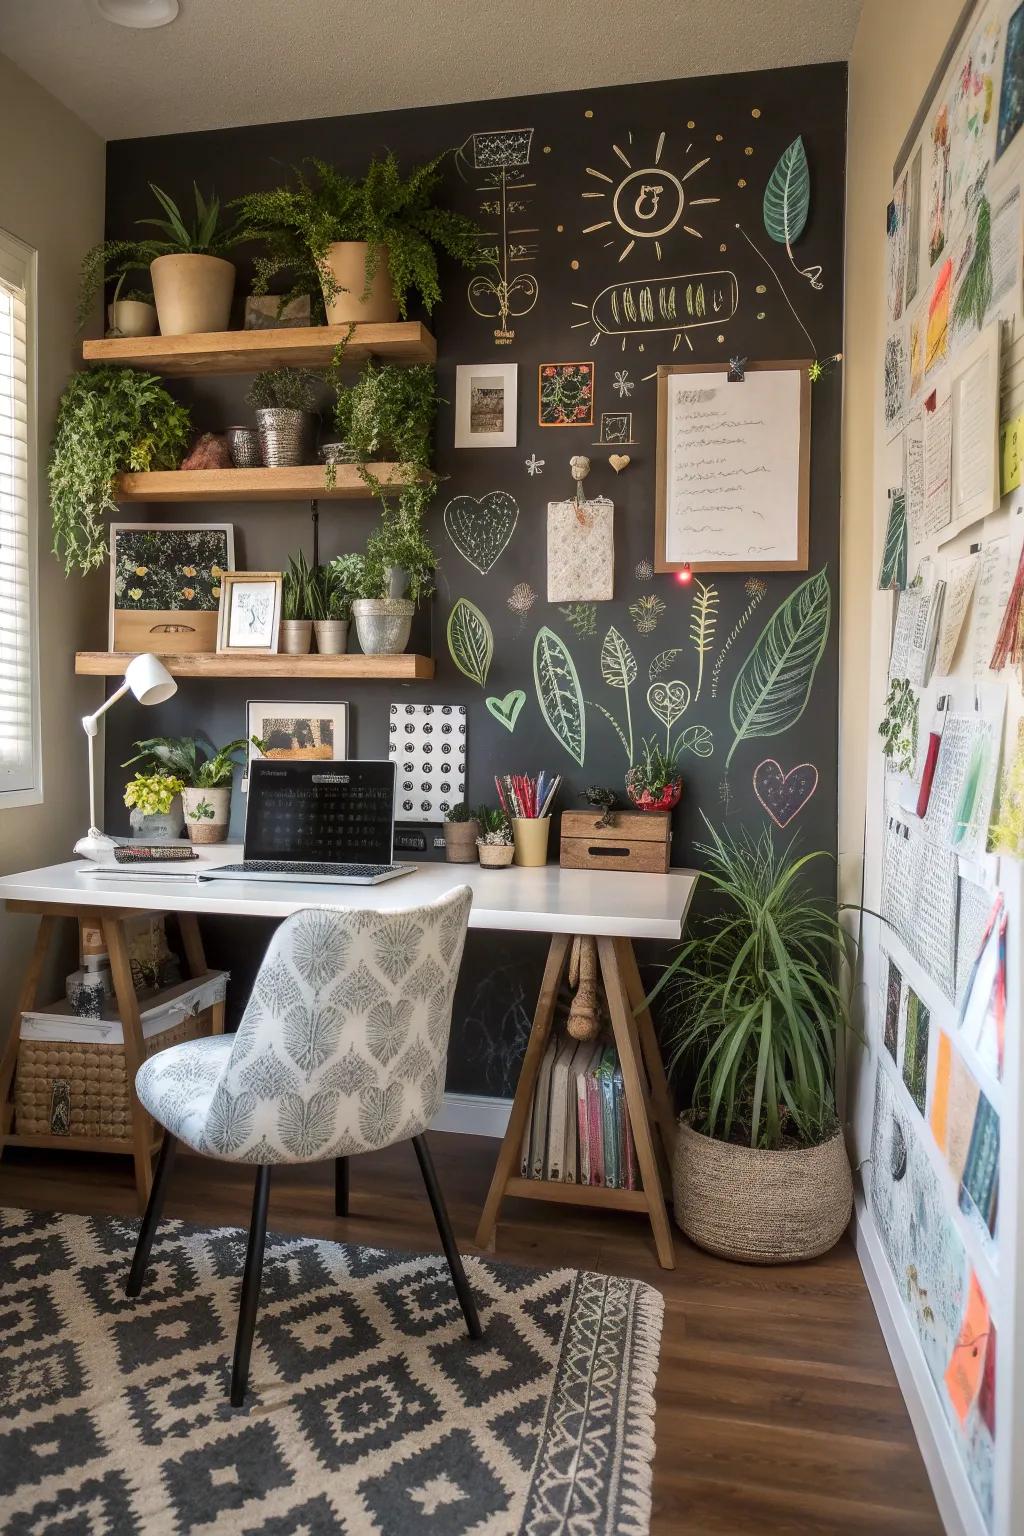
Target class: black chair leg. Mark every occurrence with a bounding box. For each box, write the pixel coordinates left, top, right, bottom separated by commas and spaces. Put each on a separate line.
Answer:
126, 1132, 177, 1297
231, 1165, 272, 1407
412, 1134, 482, 1340
334, 1155, 349, 1217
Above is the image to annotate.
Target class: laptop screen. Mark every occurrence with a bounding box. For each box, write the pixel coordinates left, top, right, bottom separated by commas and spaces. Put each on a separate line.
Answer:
244, 760, 396, 864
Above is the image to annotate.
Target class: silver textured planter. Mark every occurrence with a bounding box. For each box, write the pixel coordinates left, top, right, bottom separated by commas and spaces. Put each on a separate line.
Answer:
314, 618, 349, 655
227, 426, 261, 468
256, 408, 315, 468
352, 598, 413, 655
129, 796, 184, 842
279, 619, 313, 654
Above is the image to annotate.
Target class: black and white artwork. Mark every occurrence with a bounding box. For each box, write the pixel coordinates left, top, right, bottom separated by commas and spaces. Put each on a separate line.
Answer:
389, 703, 467, 822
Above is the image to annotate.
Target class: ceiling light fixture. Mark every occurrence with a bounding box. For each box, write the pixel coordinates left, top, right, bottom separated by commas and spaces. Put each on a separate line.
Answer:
95, 0, 179, 29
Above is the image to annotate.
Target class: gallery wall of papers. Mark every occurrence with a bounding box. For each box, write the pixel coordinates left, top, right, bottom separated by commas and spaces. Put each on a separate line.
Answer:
867, 5, 1024, 1533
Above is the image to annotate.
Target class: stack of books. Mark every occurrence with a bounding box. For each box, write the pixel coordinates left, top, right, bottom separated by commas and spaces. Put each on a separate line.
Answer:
519, 1035, 639, 1188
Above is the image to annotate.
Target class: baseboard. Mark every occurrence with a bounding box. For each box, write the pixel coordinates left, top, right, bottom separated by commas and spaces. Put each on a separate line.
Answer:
431, 1092, 512, 1139
852, 1193, 986, 1536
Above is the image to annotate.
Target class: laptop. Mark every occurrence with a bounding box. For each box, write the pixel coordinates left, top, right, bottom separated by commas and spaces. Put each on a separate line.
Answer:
199, 759, 415, 886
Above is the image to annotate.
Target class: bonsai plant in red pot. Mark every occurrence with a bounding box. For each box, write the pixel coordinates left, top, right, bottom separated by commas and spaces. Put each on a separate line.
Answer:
625, 735, 683, 812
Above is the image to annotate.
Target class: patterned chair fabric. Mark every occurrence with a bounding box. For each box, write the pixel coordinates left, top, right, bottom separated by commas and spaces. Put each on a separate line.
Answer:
136, 887, 472, 1165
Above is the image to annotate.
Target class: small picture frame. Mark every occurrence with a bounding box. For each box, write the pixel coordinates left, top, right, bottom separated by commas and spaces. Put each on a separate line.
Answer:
109, 522, 234, 653
216, 572, 283, 654
538, 361, 595, 428
244, 700, 349, 791
454, 363, 518, 448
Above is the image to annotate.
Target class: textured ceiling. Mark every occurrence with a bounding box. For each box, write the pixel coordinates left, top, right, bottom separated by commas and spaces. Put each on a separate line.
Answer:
0, 0, 862, 140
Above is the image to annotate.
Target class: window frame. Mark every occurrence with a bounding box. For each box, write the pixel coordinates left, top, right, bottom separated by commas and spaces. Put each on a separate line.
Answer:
0, 226, 42, 810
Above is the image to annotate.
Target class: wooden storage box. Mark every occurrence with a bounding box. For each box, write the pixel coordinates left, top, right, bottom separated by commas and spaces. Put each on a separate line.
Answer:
560, 810, 671, 873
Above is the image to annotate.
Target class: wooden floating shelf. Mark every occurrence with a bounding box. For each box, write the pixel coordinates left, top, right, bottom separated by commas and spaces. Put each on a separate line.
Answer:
82, 321, 436, 375
75, 652, 435, 680
114, 463, 415, 503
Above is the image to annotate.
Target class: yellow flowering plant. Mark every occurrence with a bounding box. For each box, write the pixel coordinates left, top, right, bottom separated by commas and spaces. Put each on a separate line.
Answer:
123, 770, 184, 817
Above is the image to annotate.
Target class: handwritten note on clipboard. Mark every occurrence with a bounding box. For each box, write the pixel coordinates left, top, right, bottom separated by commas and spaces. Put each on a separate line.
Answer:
655, 360, 811, 573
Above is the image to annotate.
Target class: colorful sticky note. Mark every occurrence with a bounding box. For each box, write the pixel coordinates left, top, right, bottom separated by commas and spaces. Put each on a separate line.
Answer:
944, 1271, 991, 1426
1001, 414, 1024, 494
929, 1031, 952, 1151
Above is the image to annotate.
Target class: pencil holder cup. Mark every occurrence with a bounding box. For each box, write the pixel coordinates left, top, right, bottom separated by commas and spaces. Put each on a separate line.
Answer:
512, 817, 551, 867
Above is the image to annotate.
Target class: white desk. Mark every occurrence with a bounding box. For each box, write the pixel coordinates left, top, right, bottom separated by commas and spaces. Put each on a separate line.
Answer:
0, 851, 696, 1267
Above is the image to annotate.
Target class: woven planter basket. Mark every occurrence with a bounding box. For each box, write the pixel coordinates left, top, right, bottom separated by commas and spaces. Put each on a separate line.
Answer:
673, 1114, 853, 1264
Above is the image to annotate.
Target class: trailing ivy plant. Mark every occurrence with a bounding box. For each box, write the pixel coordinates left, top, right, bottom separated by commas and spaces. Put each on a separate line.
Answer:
232, 152, 480, 320
333, 360, 437, 472
48, 366, 192, 575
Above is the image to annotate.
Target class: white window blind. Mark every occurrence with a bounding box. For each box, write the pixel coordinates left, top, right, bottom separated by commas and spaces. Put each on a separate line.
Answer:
0, 230, 40, 803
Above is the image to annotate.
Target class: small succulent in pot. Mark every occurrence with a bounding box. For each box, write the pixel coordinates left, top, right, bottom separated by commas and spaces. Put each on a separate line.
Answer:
246, 368, 321, 467
476, 806, 515, 867
443, 801, 481, 864
625, 735, 683, 813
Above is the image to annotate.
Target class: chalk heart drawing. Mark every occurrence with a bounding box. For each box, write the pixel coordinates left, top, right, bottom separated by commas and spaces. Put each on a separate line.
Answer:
486, 689, 526, 733
444, 491, 519, 574
646, 680, 690, 729
752, 759, 819, 828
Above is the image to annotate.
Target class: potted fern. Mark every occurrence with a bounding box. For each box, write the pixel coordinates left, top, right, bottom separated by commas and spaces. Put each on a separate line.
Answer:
126, 734, 258, 844
232, 152, 480, 324
245, 368, 320, 467
646, 818, 854, 1264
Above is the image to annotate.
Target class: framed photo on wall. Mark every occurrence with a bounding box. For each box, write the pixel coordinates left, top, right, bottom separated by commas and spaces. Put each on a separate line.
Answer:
454, 363, 517, 448
244, 701, 349, 791
216, 571, 283, 654
109, 522, 235, 653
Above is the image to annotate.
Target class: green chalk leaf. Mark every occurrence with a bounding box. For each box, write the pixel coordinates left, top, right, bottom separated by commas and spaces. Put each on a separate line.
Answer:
764, 136, 811, 247
534, 626, 586, 766
447, 597, 493, 686
727, 569, 831, 769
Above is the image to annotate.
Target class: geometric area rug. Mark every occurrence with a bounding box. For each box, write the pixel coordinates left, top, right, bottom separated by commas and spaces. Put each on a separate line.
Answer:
0, 1208, 663, 1535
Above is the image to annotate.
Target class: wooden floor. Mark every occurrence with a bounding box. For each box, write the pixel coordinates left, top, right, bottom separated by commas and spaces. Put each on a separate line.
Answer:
0, 1133, 942, 1536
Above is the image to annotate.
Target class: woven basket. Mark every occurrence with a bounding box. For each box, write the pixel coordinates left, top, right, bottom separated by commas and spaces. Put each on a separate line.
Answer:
672, 1114, 853, 1264
15, 1013, 208, 1142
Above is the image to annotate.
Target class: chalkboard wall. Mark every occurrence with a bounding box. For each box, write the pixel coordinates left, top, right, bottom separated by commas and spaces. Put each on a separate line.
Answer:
102, 64, 847, 1098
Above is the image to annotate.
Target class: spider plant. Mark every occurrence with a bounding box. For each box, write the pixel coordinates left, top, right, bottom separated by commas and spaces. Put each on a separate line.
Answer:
645, 816, 852, 1151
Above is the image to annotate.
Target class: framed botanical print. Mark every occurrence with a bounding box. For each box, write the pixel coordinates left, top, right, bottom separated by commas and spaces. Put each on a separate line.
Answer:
243, 700, 349, 790
538, 361, 595, 427
110, 523, 234, 653
216, 571, 283, 654
454, 363, 517, 447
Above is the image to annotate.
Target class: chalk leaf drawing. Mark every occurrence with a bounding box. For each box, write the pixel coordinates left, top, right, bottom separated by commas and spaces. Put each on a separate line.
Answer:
690, 579, 719, 700
571, 271, 739, 356
629, 594, 665, 633
444, 491, 519, 574
680, 724, 714, 758
647, 680, 690, 755
600, 626, 638, 763
559, 602, 597, 638
649, 646, 682, 681
486, 689, 526, 733
711, 577, 768, 698
534, 626, 586, 766
447, 598, 493, 687
726, 568, 831, 770
752, 758, 820, 827
763, 135, 822, 290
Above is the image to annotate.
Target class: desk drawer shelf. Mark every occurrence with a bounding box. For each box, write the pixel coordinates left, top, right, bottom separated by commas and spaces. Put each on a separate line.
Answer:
75, 651, 436, 681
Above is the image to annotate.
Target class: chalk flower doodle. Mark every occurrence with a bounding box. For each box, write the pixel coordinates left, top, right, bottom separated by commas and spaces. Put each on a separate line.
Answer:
763, 135, 822, 289
629, 594, 665, 634
446, 597, 494, 687
581, 129, 721, 263
538, 362, 594, 427
613, 369, 635, 398
571, 270, 738, 356
524, 453, 545, 475
726, 568, 831, 771
635, 558, 654, 582
711, 576, 767, 698
558, 602, 597, 638
507, 582, 537, 627
533, 626, 586, 766
443, 490, 519, 575
485, 689, 526, 734
456, 127, 539, 345
752, 758, 820, 828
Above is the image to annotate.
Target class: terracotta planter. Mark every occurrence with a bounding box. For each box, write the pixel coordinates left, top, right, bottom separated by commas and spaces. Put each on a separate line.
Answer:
107, 299, 157, 337
672, 1115, 853, 1264
150, 252, 235, 335
626, 779, 683, 812
477, 840, 514, 868
279, 619, 313, 654
352, 598, 413, 655
444, 820, 480, 864
182, 786, 230, 845
314, 619, 349, 655
319, 242, 399, 324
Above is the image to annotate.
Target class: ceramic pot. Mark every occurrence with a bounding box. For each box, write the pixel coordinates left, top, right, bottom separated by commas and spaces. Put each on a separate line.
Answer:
181, 786, 230, 845
352, 597, 413, 655
280, 619, 313, 654
626, 779, 683, 812
673, 1115, 853, 1264
107, 299, 157, 337
314, 618, 349, 655
150, 253, 235, 335
477, 840, 514, 868
444, 819, 479, 864
256, 407, 315, 468
227, 426, 261, 468
319, 242, 399, 324
129, 796, 184, 841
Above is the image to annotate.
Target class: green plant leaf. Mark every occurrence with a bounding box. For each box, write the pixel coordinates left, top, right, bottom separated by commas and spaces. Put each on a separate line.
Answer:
726, 569, 831, 769
600, 625, 637, 690
446, 598, 493, 686
877, 490, 907, 591
534, 626, 586, 766
690, 580, 719, 699
650, 647, 682, 681
763, 136, 811, 248
679, 724, 714, 758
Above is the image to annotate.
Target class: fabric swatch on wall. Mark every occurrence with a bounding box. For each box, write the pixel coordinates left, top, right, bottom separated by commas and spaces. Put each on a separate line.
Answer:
547, 497, 614, 602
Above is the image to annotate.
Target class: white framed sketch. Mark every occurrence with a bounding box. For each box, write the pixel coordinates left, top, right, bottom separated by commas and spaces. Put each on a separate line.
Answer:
454, 363, 518, 448
243, 700, 349, 791
216, 571, 283, 654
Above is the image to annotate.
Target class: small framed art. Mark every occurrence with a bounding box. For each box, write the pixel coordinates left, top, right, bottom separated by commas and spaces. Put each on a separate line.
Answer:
538, 361, 594, 427
216, 571, 283, 654
110, 522, 234, 653
244, 700, 349, 789
454, 363, 517, 448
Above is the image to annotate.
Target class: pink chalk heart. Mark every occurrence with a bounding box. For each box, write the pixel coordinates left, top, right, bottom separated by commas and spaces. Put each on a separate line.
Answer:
752, 759, 819, 828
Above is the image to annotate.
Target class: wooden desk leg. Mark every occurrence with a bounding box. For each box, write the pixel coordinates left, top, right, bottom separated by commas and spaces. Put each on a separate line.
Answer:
178, 912, 224, 1033
0, 916, 57, 1145
617, 938, 678, 1161
474, 933, 571, 1250
103, 916, 154, 1210
598, 937, 676, 1270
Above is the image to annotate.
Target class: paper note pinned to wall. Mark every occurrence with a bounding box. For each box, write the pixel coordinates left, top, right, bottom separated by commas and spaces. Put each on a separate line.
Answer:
930, 1030, 952, 1151
923, 393, 953, 537
1000, 412, 1024, 494
905, 411, 925, 542
944, 1271, 991, 1426
934, 553, 979, 676
971, 536, 1012, 680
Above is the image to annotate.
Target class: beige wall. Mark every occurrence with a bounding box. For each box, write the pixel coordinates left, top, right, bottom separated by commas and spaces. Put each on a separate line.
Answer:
0, 53, 105, 1010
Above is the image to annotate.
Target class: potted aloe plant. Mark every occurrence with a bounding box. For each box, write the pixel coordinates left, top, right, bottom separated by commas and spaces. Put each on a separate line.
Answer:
309, 559, 358, 655
126, 734, 260, 844
332, 485, 436, 655
232, 152, 480, 324
645, 818, 854, 1264
476, 807, 514, 868
281, 550, 317, 654
245, 368, 320, 467
625, 734, 683, 812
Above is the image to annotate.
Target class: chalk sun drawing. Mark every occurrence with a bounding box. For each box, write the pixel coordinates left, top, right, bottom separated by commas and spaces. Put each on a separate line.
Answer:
581, 129, 721, 263
456, 128, 540, 345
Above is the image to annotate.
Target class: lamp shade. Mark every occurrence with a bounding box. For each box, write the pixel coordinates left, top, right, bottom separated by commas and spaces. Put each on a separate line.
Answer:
124, 653, 177, 707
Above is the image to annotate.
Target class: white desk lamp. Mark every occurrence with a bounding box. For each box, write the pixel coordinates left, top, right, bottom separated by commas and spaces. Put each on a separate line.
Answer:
75, 653, 178, 861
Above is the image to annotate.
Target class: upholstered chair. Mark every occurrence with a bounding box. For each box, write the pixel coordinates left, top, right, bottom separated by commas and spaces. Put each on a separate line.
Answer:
126, 886, 478, 1404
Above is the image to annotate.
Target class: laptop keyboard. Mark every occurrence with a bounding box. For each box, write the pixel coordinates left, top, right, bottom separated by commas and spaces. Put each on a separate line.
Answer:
218, 860, 401, 878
